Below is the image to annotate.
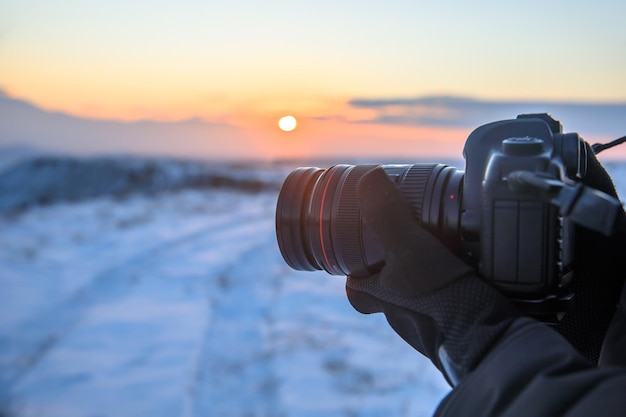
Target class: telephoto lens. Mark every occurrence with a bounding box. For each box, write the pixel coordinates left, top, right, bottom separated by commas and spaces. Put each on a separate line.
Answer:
275, 163, 464, 277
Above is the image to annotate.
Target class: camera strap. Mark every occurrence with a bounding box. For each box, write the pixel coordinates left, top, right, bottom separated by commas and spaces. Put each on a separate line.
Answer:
592, 135, 626, 155
506, 171, 623, 237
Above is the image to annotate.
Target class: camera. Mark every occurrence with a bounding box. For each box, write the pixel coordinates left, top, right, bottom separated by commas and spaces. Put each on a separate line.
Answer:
275, 114, 622, 320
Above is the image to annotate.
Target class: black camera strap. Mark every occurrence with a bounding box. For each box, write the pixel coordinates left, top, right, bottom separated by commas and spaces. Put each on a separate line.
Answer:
506, 171, 624, 237
592, 135, 626, 155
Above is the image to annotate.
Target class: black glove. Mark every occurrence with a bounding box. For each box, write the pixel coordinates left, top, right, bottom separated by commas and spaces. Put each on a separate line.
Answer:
554, 143, 626, 363
346, 167, 520, 385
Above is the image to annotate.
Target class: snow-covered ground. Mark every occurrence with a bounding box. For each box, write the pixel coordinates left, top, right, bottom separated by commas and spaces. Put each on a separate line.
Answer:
0, 155, 624, 417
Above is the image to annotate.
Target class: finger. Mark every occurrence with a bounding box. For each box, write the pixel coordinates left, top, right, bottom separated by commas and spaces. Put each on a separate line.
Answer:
346, 276, 385, 314
356, 167, 473, 295
356, 167, 423, 251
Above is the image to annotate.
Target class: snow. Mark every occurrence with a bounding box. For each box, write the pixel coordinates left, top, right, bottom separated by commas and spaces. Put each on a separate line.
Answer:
0, 156, 625, 417
0, 177, 448, 416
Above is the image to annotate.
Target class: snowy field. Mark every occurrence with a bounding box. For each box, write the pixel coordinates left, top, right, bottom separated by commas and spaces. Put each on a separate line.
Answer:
0, 155, 624, 417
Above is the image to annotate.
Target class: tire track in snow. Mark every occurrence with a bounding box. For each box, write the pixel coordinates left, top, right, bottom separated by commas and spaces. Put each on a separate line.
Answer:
0, 192, 276, 401
183, 228, 288, 417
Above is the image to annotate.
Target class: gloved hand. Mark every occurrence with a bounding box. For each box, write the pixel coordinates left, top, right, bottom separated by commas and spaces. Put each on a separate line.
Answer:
555, 143, 626, 364
346, 167, 520, 385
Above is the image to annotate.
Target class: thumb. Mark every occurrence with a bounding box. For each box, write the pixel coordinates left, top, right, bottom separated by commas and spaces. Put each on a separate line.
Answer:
356, 167, 473, 296
356, 167, 422, 252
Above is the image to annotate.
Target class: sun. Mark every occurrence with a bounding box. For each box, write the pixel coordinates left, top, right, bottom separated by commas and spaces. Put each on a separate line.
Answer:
278, 115, 297, 132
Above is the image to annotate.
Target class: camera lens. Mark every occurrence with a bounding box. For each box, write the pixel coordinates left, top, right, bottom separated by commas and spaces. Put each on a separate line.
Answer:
275, 163, 463, 276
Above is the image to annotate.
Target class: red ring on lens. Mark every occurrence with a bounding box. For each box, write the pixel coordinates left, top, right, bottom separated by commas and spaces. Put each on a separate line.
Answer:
319, 167, 339, 274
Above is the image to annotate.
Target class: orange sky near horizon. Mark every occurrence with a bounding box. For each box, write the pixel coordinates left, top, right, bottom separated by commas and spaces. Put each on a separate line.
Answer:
258, 116, 473, 161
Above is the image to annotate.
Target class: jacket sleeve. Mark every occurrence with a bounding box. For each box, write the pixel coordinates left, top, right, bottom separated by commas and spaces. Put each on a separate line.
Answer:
434, 316, 626, 417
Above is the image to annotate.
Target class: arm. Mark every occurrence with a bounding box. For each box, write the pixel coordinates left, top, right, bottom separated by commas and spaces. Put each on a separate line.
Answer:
437, 316, 626, 416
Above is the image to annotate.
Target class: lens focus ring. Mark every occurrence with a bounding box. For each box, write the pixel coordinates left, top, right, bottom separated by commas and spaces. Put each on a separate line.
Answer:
399, 164, 440, 224
334, 165, 378, 276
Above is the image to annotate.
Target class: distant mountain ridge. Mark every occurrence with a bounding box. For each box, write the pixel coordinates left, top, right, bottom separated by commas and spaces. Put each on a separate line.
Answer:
0, 91, 261, 159
0, 155, 284, 213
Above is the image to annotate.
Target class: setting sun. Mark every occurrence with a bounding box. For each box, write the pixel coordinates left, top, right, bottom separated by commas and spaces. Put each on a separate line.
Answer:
278, 115, 297, 132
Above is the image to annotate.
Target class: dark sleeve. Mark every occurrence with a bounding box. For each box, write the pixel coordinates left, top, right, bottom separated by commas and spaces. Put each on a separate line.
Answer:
435, 317, 626, 417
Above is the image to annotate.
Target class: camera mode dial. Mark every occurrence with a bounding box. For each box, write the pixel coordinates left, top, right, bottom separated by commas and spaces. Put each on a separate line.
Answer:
502, 137, 544, 156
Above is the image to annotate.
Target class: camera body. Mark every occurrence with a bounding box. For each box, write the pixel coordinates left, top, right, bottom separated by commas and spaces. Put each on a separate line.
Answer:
276, 114, 594, 320
460, 114, 586, 316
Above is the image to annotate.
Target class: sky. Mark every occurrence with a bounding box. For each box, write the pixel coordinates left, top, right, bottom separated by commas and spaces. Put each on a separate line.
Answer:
1, 0, 625, 160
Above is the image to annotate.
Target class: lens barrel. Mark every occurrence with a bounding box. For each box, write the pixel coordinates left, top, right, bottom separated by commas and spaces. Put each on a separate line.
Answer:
276, 163, 463, 276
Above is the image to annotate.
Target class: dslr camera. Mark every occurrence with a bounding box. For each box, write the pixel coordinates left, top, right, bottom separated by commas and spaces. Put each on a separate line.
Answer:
275, 114, 622, 320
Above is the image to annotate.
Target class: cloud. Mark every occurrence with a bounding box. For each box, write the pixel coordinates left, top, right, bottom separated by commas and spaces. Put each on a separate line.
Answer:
348, 95, 626, 137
